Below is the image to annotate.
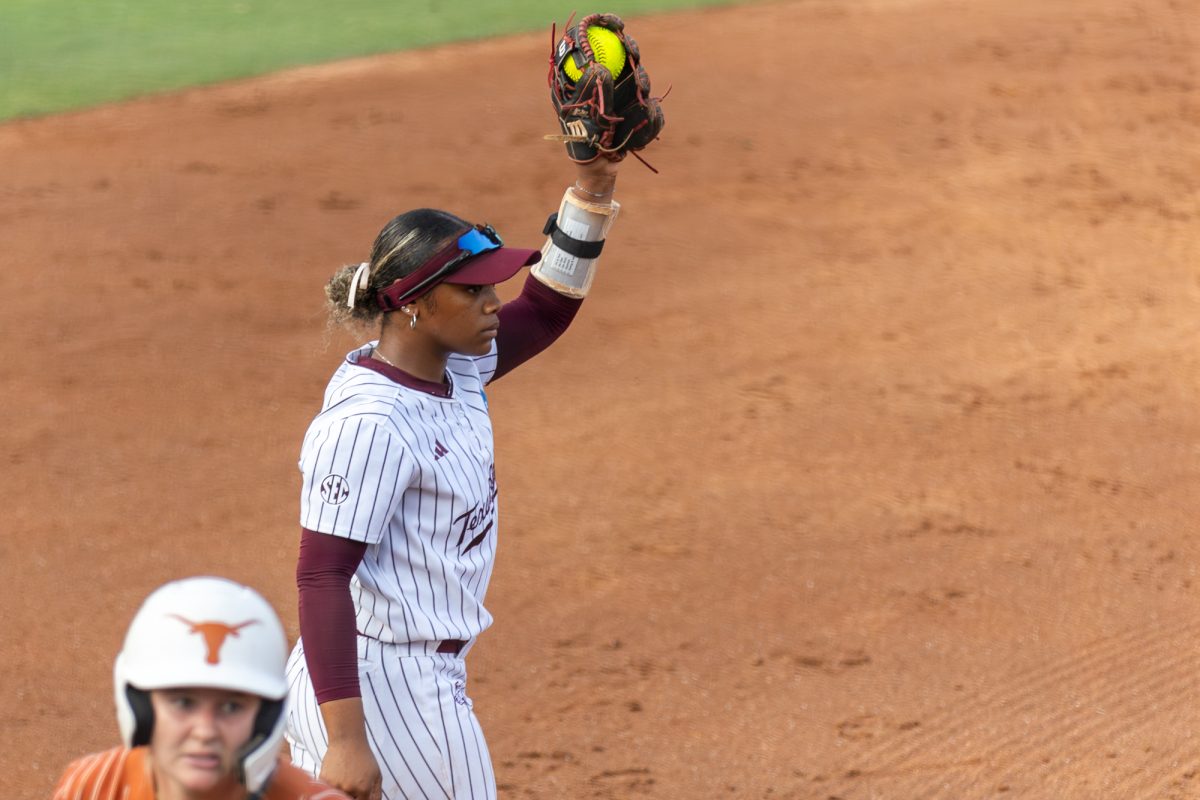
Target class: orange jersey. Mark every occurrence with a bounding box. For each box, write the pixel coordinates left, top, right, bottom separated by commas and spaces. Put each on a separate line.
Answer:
53, 747, 349, 800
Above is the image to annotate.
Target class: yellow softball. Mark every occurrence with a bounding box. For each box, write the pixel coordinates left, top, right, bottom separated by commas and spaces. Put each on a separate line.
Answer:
562, 26, 626, 82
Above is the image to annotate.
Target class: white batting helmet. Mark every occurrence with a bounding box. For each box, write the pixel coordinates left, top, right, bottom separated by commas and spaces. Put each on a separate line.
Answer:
113, 576, 289, 796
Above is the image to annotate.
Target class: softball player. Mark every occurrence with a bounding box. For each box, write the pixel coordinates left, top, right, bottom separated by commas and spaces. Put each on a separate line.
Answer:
284, 153, 623, 800
53, 576, 351, 800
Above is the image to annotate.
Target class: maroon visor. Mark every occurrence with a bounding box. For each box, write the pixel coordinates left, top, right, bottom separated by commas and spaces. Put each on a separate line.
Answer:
377, 223, 541, 312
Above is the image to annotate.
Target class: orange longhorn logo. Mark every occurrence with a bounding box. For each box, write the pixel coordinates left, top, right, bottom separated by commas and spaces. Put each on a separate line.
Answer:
169, 615, 259, 665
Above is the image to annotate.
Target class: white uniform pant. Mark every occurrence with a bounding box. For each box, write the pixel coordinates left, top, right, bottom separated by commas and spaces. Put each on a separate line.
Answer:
285, 636, 496, 800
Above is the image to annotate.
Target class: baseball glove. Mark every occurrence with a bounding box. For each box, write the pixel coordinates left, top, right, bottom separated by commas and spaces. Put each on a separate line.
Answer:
547, 12, 665, 166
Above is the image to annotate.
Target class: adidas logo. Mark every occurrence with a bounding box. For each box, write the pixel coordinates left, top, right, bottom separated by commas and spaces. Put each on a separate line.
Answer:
433, 440, 449, 460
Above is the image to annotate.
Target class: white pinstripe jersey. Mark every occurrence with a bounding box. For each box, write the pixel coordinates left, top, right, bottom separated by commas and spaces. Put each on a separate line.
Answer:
299, 341, 501, 645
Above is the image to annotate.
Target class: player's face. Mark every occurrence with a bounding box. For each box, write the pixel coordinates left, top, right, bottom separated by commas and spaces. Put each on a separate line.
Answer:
423, 283, 502, 356
148, 688, 262, 797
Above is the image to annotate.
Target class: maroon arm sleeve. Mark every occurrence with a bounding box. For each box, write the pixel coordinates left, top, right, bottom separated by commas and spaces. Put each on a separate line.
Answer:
492, 274, 584, 382
297, 528, 368, 704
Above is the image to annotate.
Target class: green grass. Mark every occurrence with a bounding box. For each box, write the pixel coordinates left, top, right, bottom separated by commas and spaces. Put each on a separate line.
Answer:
0, 0, 738, 121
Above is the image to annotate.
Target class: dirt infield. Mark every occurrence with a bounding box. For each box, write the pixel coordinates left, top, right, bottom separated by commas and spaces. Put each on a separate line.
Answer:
3, 0, 1199, 797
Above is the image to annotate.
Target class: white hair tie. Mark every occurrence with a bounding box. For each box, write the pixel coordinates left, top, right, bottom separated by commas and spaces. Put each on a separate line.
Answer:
347, 261, 371, 309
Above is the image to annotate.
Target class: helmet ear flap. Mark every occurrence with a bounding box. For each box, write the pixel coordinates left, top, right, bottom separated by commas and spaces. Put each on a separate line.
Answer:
236, 698, 287, 796
124, 686, 154, 746
237, 698, 284, 763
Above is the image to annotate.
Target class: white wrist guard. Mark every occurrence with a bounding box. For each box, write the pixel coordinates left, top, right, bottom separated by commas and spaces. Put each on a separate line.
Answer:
531, 188, 620, 298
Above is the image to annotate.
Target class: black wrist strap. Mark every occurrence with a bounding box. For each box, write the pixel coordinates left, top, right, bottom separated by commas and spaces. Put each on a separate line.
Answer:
543, 213, 604, 259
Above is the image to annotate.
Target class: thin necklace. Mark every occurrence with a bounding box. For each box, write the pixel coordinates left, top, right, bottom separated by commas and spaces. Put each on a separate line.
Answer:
373, 347, 453, 393
373, 347, 401, 369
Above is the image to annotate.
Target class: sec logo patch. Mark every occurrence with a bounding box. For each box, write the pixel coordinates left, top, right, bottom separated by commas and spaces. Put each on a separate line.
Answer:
320, 474, 351, 505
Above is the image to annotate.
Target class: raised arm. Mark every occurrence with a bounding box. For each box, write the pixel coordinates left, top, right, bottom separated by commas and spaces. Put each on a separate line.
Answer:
491, 158, 623, 379
492, 12, 665, 378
